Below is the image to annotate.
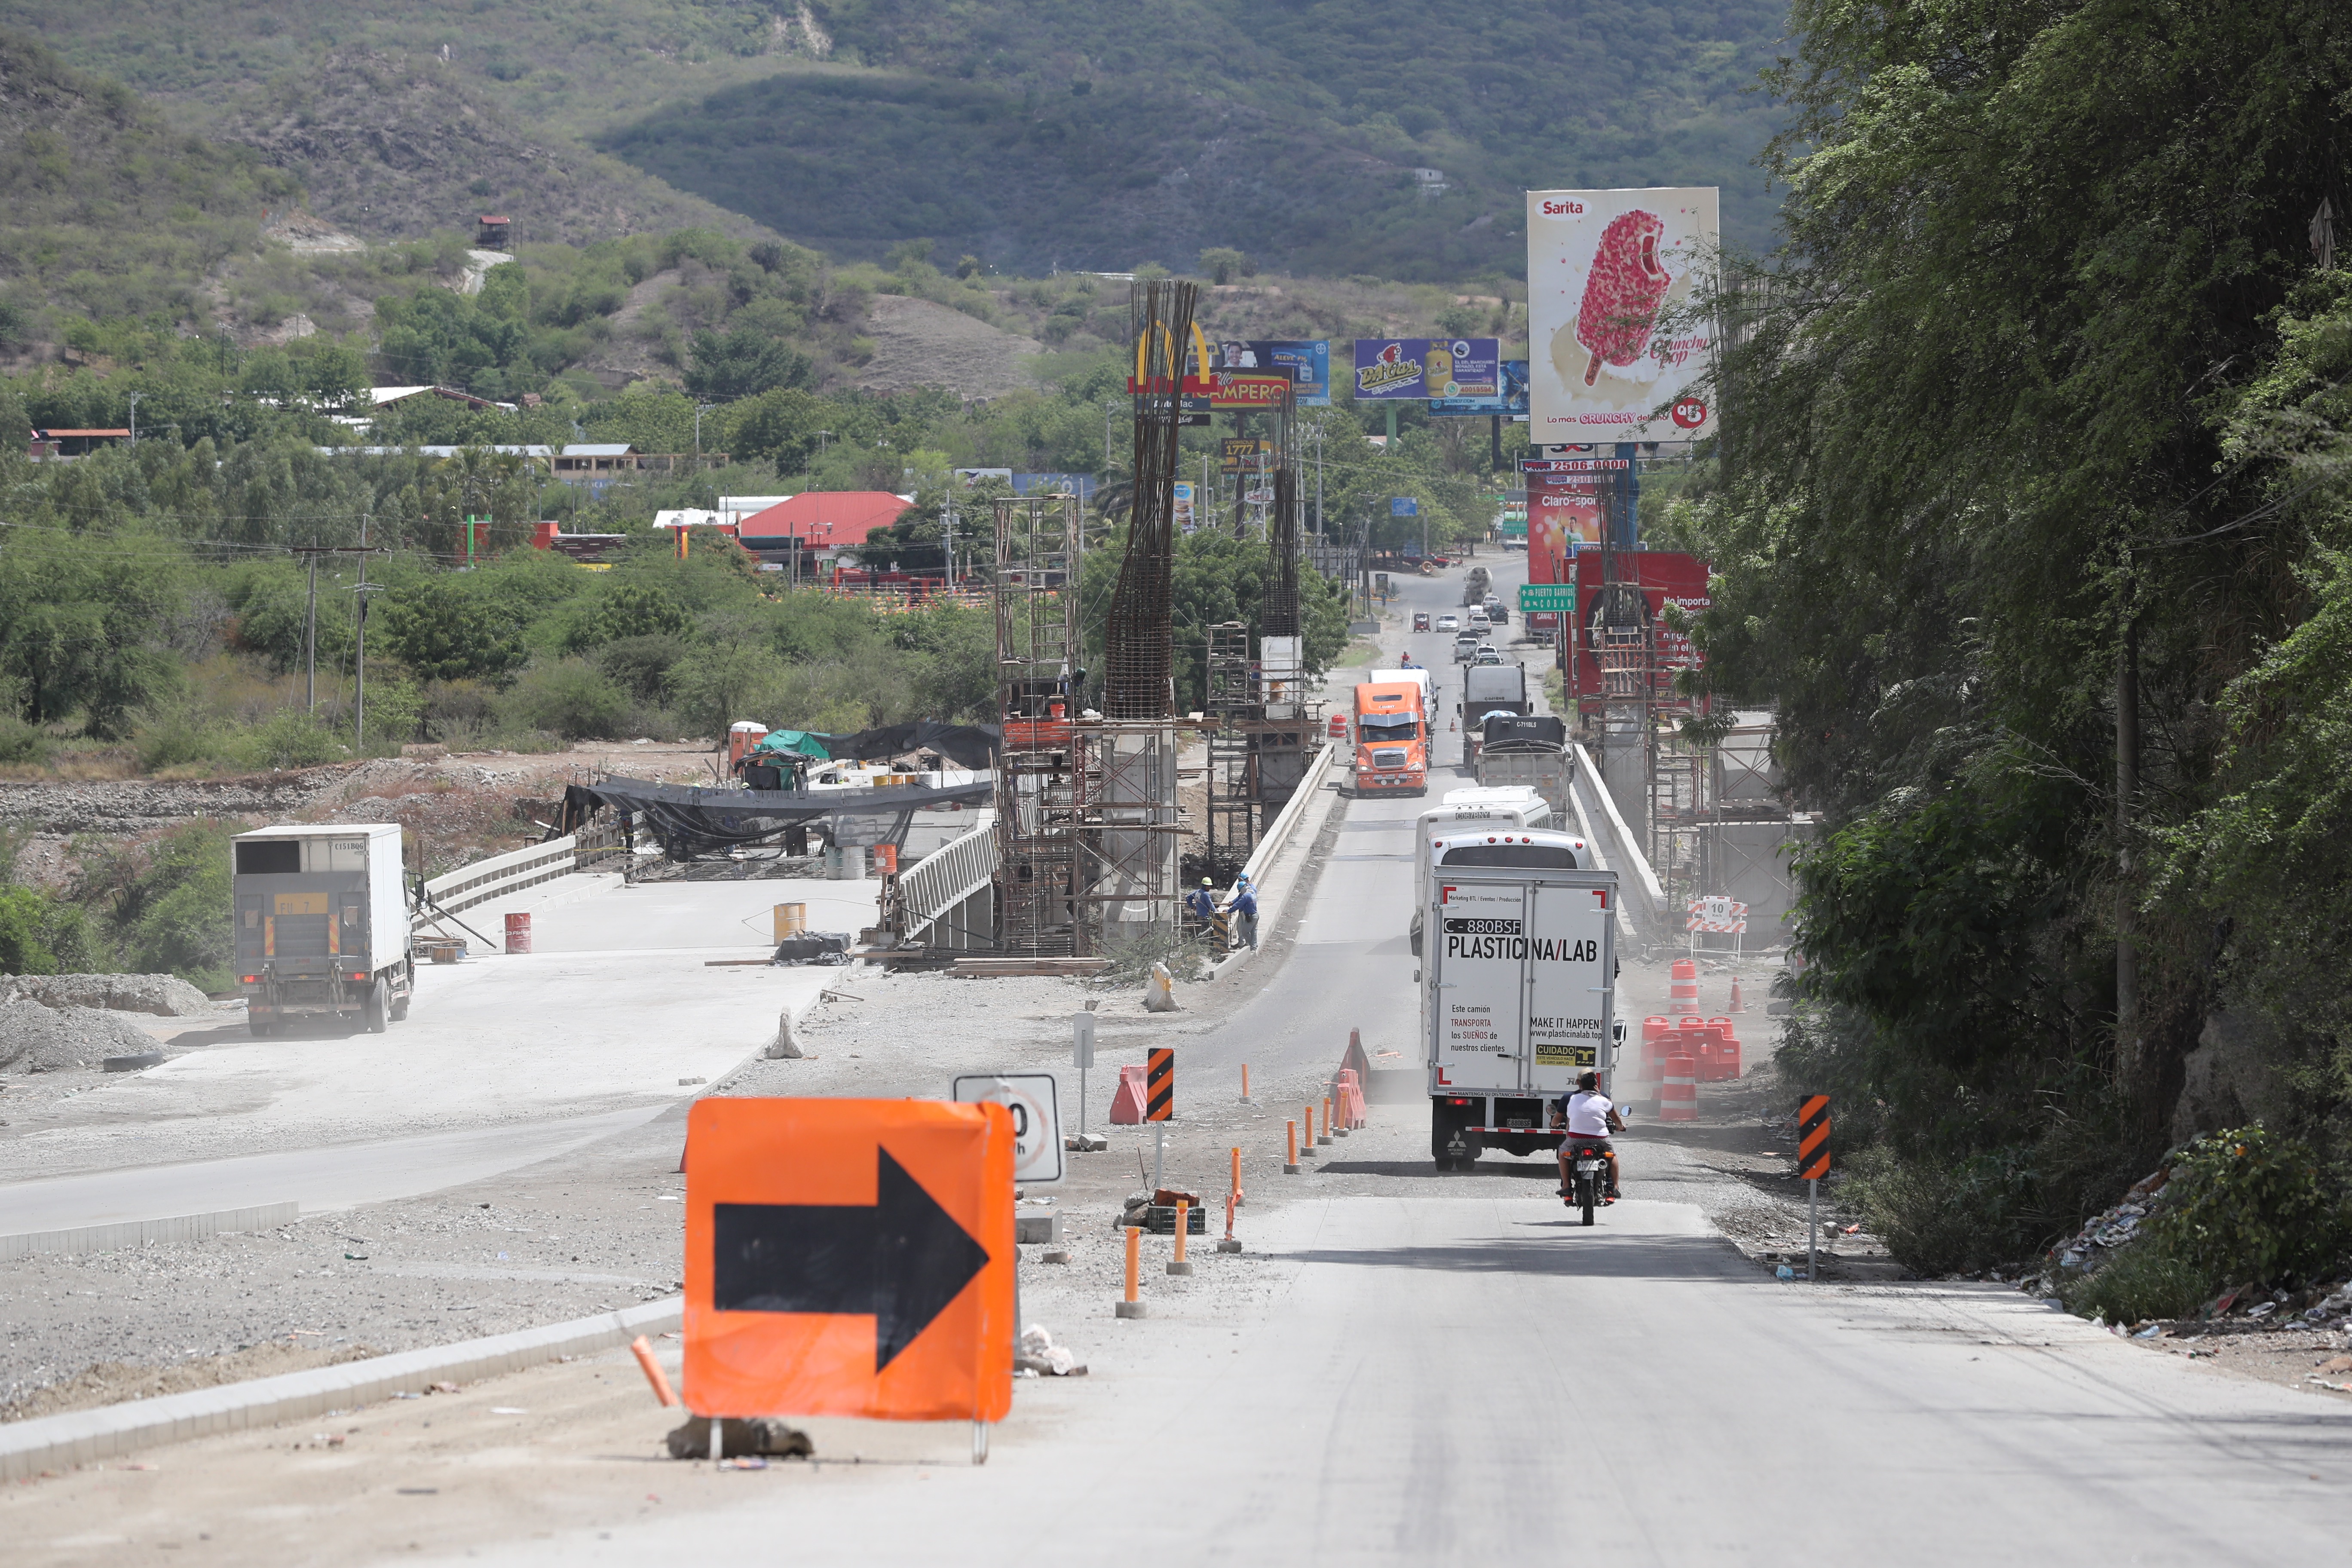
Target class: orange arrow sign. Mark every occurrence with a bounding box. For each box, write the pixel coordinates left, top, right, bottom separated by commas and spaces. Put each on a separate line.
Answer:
684, 1098, 1014, 1422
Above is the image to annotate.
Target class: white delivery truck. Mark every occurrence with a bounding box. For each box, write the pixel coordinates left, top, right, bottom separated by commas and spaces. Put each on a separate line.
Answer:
1409, 786, 1557, 937
1416, 826, 1620, 1170
232, 823, 414, 1035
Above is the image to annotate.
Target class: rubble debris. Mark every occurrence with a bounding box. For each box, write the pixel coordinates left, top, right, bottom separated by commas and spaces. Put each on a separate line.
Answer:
664, 1416, 814, 1460
0, 972, 214, 1017
1015, 1324, 1087, 1377
0, 995, 161, 1074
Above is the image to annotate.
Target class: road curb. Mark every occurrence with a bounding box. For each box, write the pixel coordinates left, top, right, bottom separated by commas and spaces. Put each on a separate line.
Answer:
0, 1201, 299, 1265
0, 1295, 682, 1482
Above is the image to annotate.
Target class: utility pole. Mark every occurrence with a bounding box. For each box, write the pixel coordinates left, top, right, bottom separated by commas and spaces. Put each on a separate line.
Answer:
348, 516, 387, 751
695, 402, 715, 459
1314, 423, 1324, 544
940, 496, 955, 591
2116, 570, 2140, 1100
304, 547, 318, 712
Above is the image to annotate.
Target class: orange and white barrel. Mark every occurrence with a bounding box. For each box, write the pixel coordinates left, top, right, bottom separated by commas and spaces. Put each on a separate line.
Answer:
1659, 1053, 1698, 1121
1670, 958, 1700, 1015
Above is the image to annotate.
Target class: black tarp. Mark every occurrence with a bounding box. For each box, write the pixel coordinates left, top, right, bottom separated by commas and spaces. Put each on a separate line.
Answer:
1480, 714, 1568, 753
561, 776, 993, 859
815, 721, 999, 769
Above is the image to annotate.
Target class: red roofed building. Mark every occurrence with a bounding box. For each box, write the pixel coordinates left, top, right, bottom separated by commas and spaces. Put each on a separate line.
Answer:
736, 491, 912, 570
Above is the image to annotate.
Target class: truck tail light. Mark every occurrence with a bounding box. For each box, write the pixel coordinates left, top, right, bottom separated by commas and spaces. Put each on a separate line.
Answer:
349, 971, 368, 982
240, 975, 260, 985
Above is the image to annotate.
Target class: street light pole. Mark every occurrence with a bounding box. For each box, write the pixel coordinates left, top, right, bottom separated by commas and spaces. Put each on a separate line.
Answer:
127, 393, 141, 448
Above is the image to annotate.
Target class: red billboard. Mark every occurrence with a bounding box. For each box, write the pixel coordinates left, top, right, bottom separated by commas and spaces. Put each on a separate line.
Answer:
1566, 551, 1711, 715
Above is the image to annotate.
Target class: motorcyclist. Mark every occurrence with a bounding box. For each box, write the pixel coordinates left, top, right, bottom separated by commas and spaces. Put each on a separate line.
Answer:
1556, 1070, 1624, 1203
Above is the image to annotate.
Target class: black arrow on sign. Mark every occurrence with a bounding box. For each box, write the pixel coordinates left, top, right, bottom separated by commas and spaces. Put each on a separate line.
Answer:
713, 1148, 991, 1372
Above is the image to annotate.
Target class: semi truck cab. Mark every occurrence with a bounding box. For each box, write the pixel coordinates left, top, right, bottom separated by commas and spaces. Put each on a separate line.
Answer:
1352, 677, 1430, 796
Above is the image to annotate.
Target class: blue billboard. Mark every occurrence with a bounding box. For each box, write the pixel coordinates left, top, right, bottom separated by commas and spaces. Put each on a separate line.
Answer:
1210, 340, 1330, 405
1352, 337, 1503, 401
1427, 359, 1531, 416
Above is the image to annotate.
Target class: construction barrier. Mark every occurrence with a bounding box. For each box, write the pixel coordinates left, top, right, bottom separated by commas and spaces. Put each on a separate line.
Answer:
1335, 1069, 1368, 1130
1109, 1064, 1150, 1124
1660, 1054, 1698, 1121
1284, 1120, 1301, 1175
1167, 1200, 1193, 1275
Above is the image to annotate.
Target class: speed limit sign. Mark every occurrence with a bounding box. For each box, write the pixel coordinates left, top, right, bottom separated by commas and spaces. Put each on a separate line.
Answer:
951, 1073, 1065, 1183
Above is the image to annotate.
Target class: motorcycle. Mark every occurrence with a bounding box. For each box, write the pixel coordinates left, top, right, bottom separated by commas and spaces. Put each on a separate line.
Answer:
1565, 1139, 1611, 1227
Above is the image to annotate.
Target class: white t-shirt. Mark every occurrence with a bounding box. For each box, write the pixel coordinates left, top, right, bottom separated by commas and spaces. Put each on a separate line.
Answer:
1564, 1091, 1614, 1137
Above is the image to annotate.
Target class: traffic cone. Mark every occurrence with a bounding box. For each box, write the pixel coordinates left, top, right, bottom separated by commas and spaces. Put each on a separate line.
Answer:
1729, 976, 1746, 1013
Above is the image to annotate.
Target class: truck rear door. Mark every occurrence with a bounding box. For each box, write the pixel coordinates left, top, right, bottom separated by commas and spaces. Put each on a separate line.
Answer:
1526, 879, 1614, 1097
1430, 878, 1526, 1094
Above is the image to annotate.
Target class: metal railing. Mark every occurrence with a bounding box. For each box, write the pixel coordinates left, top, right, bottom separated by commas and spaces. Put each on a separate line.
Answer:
894, 812, 998, 942
420, 835, 577, 920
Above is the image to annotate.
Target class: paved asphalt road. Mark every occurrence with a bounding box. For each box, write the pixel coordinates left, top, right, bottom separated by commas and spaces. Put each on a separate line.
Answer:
443, 557, 2352, 1563
18, 558, 2350, 1564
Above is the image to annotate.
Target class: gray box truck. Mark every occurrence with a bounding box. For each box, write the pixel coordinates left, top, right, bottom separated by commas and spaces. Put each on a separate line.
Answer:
232, 824, 414, 1035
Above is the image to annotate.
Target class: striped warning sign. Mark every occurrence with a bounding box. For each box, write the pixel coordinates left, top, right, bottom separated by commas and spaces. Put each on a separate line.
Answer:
1798, 1095, 1830, 1179
1147, 1048, 1175, 1122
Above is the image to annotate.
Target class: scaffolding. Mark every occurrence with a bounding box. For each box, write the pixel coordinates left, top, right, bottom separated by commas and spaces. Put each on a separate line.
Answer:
991, 494, 1084, 954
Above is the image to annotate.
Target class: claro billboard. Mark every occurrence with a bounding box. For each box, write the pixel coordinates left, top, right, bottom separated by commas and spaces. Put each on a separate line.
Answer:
1525, 188, 1718, 444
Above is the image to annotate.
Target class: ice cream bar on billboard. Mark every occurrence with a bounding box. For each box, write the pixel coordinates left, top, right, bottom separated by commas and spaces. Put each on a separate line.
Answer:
1525, 188, 1719, 444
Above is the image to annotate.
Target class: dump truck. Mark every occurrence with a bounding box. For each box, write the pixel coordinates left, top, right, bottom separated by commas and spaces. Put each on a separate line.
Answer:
233, 824, 414, 1035
1461, 564, 1492, 607
1474, 714, 1573, 819
1417, 826, 1621, 1170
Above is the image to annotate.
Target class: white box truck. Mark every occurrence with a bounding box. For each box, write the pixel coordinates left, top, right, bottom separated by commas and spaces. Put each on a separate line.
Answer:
1416, 827, 1621, 1170
232, 824, 414, 1035
1406, 789, 1561, 956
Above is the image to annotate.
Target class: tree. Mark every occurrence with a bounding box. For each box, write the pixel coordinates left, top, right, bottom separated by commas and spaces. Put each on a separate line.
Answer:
376, 576, 527, 683
1681, 0, 2352, 1239
1197, 248, 1252, 285
683, 322, 816, 401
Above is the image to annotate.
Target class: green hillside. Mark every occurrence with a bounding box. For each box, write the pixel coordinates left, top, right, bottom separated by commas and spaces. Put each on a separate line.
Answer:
0, 33, 297, 331
7, 0, 1787, 278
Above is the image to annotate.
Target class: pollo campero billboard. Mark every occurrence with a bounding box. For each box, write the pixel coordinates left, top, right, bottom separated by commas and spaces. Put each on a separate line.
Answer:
1526, 188, 1718, 445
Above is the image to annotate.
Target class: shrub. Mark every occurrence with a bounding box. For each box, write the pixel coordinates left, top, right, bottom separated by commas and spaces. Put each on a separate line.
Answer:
0, 884, 98, 974
2146, 1127, 2346, 1287
233, 710, 347, 771
2056, 1241, 2220, 1325
0, 714, 55, 766
132, 707, 212, 772
502, 658, 629, 740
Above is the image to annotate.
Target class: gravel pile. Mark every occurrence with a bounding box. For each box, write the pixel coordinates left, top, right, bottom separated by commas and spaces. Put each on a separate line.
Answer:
0, 996, 160, 1074
0, 972, 213, 1017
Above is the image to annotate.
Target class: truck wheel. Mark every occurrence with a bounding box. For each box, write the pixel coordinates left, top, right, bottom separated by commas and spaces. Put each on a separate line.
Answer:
364, 979, 389, 1034
248, 1019, 276, 1039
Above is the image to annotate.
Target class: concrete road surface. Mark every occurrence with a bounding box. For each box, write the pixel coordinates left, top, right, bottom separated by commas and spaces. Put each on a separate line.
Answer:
17, 560, 2346, 1564
0, 875, 881, 1219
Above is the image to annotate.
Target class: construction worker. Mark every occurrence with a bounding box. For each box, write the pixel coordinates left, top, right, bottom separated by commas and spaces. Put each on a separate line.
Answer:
1185, 877, 1219, 939
1230, 875, 1260, 950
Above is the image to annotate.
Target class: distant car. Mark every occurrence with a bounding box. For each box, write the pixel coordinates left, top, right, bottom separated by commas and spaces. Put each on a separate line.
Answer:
1412, 612, 1431, 632
1487, 602, 1510, 626
1453, 635, 1480, 664
1437, 614, 1460, 632
1475, 647, 1503, 666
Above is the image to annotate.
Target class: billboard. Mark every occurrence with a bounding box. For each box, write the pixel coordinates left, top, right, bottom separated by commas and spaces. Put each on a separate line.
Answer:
1526, 188, 1718, 444
1565, 550, 1712, 715
1210, 340, 1330, 405
1173, 481, 1197, 533
1352, 338, 1502, 401
1427, 359, 1530, 416
1219, 437, 1273, 474
1526, 471, 1602, 581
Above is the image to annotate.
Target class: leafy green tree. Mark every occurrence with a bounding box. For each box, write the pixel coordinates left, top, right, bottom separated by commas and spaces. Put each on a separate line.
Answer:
683, 322, 815, 400
0, 885, 97, 975
377, 576, 527, 683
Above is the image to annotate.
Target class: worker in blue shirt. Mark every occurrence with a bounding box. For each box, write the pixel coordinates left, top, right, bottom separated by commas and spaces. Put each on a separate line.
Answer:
1230, 876, 1260, 950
